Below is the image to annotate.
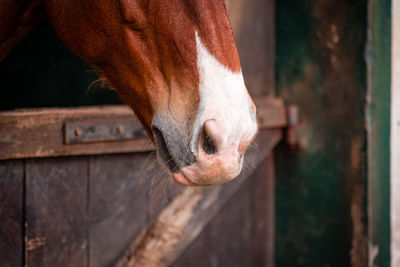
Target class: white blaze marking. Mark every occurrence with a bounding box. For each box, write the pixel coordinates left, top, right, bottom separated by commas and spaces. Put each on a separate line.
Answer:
192, 32, 257, 154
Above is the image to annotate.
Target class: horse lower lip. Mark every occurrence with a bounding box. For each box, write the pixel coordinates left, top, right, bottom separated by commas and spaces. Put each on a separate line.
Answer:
172, 172, 200, 186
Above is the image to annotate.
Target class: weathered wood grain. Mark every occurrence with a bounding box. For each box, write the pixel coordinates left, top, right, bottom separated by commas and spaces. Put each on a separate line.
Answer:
114, 129, 281, 267
0, 160, 23, 267
226, 0, 275, 97
257, 98, 287, 129
172, 155, 275, 267
88, 152, 182, 267
0, 106, 153, 160
0, 97, 286, 160
25, 157, 88, 267
173, 166, 253, 267
248, 154, 276, 267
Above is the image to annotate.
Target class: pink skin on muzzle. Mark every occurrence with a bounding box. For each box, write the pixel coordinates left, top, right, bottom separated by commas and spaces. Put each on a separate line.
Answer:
172, 119, 252, 186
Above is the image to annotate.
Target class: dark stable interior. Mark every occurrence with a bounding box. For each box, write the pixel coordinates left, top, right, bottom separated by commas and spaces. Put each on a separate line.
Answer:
0, 21, 122, 111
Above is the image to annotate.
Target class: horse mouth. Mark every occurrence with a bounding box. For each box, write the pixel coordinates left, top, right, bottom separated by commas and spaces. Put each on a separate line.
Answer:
172, 172, 200, 186
151, 123, 249, 187
152, 126, 180, 173
152, 126, 203, 186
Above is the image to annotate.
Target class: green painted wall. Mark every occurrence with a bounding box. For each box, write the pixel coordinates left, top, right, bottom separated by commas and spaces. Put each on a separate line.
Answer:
275, 0, 368, 266
367, 0, 391, 266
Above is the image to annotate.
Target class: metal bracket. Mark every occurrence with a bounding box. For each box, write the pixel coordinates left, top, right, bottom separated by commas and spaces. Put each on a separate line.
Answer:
64, 119, 147, 144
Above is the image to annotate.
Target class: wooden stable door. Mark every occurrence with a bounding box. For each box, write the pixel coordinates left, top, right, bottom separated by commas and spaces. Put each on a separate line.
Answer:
0, 0, 276, 266
0, 99, 284, 267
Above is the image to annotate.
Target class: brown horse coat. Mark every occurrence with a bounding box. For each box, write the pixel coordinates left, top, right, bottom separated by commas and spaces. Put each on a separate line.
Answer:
0, 0, 257, 186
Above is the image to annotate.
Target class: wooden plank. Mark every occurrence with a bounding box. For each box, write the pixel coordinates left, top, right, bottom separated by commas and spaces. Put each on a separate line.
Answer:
114, 129, 281, 267
0, 160, 24, 267
367, 0, 391, 266
275, 0, 368, 266
0, 106, 153, 160
173, 154, 275, 267
88, 152, 182, 267
0, 97, 286, 160
173, 163, 254, 267
25, 157, 88, 267
247, 154, 275, 267
226, 0, 275, 97
257, 98, 287, 129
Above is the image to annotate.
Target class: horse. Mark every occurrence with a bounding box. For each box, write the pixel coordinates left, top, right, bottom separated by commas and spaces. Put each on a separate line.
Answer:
0, 0, 258, 186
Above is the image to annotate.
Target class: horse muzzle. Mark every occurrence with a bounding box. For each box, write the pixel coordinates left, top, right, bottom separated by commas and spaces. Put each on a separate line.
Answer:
152, 117, 257, 186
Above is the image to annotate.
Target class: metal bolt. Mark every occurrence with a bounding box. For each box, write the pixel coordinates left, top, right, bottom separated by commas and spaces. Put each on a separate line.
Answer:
116, 124, 124, 135
73, 128, 82, 138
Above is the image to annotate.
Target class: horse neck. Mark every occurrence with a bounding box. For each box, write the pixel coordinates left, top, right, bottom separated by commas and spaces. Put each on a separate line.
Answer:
0, 0, 44, 61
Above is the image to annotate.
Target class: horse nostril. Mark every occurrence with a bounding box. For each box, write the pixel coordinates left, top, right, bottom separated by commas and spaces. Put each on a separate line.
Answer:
201, 126, 217, 155
200, 119, 225, 155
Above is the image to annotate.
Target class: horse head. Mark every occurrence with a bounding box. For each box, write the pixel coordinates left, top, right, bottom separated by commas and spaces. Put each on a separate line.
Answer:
45, 0, 258, 186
